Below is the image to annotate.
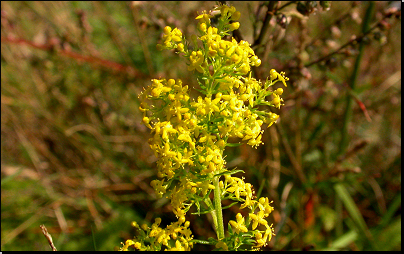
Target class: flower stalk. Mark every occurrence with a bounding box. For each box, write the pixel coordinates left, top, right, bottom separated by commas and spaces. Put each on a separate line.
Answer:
120, 3, 288, 251
214, 175, 225, 240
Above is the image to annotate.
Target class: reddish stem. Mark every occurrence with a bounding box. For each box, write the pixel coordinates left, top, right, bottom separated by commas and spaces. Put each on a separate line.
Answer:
1, 36, 145, 77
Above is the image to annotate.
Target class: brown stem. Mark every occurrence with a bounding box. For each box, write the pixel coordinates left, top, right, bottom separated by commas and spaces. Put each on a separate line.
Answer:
275, 121, 307, 185
253, 1, 278, 47
40, 224, 57, 251
277, 1, 296, 12
1, 37, 145, 77
304, 17, 390, 68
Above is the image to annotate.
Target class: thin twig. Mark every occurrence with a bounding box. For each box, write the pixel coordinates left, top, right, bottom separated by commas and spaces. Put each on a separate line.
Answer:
277, 1, 296, 12
338, 2, 375, 157
304, 12, 390, 68
40, 224, 57, 251
305, 12, 351, 50
275, 121, 307, 185
253, 1, 278, 48
130, 2, 155, 76
2, 210, 42, 246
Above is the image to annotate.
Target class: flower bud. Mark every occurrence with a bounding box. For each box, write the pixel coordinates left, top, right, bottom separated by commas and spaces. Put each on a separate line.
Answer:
142, 116, 150, 124
270, 69, 278, 80
177, 43, 185, 52
163, 26, 172, 34
229, 22, 240, 31
199, 22, 207, 32
272, 96, 281, 107
231, 11, 241, 21
275, 88, 283, 95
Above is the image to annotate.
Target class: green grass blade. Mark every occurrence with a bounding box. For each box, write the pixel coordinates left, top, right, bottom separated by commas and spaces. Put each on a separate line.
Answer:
373, 217, 401, 251
379, 192, 401, 228
321, 230, 357, 250
334, 183, 374, 248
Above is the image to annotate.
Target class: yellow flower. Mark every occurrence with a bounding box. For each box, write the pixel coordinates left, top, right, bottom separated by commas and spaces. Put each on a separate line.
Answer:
229, 22, 240, 31
215, 240, 229, 250
177, 43, 185, 52
188, 50, 205, 73
200, 26, 220, 42
135, 5, 284, 251
119, 239, 135, 251
151, 179, 167, 197
229, 213, 248, 233
249, 210, 268, 230
195, 11, 213, 24
271, 95, 283, 109
217, 4, 237, 19
274, 87, 283, 95
161, 26, 183, 50
142, 116, 152, 129
199, 22, 207, 33
247, 133, 263, 148
227, 177, 247, 199
134, 242, 141, 250
263, 224, 275, 243
255, 232, 265, 248
270, 69, 289, 87
170, 240, 185, 251
231, 11, 241, 21
240, 194, 256, 209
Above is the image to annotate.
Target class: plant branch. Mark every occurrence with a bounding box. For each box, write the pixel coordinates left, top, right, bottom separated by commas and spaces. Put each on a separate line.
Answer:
304, 8, 391, 68
130, 2, 155, 76
1, 36, 145, 77
277, 1, 296, 12
253, 1, 278, 48
40, 224, 57, 251
338, 2, 374, 156
304, 12, 351, 50
275, 120, 307, 186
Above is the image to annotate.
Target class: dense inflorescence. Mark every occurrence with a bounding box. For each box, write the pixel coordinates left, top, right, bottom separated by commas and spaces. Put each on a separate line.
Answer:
120, 4, 288, 251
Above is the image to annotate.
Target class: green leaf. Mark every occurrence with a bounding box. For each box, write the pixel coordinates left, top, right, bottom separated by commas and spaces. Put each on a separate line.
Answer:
190, 207, 214, 215
190, 239, 212, 245
318, 205, 337, 232
373, 217, 401, 251
334, 183, 375, 247
321, 230, 357, 250
221, 201, 239, 210
378, 192, 401, 228
225, 142, 242, 147
214, 169, 244, 178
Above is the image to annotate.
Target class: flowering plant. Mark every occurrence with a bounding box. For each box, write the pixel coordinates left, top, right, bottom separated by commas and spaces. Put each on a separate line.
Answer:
120, 4, 288, 251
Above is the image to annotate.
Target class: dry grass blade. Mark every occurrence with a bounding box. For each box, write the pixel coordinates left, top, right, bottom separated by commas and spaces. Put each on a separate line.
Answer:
40, 224, 57, 251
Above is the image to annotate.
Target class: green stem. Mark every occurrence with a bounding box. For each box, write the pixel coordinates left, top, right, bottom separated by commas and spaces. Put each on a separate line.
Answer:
338, 1, 374, 156
213, 175, 225, 240
204, 197, 218, 231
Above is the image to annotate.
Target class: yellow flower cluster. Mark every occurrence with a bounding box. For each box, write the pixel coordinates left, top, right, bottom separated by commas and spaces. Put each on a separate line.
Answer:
194, 8, 260, 76
221, 175, 275, 248
124, 4, 288, 251
157, 26, 184, 52
119, 217, 193, 251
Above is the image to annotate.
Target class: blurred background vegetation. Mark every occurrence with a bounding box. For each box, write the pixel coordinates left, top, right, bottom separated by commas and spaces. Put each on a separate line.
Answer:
1, 1, 401, 251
